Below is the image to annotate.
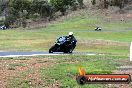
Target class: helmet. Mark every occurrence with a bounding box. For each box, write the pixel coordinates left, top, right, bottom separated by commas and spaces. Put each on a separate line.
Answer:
68, 32, 73, 35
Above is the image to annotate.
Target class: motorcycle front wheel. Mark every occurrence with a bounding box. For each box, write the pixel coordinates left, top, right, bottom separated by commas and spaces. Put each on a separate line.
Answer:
49, 45, 56, 53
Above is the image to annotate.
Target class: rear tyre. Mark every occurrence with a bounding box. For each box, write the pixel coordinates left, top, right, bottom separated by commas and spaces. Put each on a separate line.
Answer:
63, 49, 73, 53
69, 49, 73, 53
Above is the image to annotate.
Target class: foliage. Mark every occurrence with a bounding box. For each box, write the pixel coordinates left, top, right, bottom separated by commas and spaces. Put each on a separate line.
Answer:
110, 0, 125, 9
77, 0, 84, 8
31, 0, 54, 18
5, 0, 55, 27
0, 0, 85, 28
9, 0, 31, 13
0, 0, 8, 15
2, 0, 31, 28
50, 0, 76, 15
0, 20, 4, 26
4, 14, 17, 28
91, 0, 96, 5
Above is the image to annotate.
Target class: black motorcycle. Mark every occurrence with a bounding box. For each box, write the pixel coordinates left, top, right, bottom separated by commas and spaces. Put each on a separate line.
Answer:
95, 27, 102, 31
49, 36, 76, 53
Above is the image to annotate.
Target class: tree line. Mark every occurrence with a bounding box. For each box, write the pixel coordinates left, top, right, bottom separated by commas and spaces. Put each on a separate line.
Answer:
0, 0, 84, 28
0, 0, 131, 28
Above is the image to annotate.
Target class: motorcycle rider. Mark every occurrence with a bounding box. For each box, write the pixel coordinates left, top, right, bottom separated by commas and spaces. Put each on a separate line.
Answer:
95, 27, 102, 31
49, 32, 77, 53
67, 32, 77, 51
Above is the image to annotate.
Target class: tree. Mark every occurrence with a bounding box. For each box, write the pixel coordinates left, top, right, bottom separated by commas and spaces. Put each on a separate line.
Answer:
31, 0, 54, 18
3, 0, 32, 28
50, 0, 76, 15
77, 0, 84, 9
110, 0, 125, 9
0, 0, 8, 15
9, 0, 31, 12
91, 0, 96, 5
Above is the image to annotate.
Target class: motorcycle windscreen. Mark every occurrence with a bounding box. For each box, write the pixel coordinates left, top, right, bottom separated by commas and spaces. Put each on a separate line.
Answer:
57, 37, 66, 45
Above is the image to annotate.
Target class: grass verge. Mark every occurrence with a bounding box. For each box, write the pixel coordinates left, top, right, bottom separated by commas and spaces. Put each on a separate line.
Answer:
0, 13, 131, 55
0, 55, 127, 88
40, 55, 126, 88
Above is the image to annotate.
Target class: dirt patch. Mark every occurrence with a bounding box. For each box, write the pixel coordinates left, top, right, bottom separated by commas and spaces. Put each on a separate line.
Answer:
105, 12, 132, 21
104, 7, 132, 21
45, 81, 60, 88
0, 58, 57, 88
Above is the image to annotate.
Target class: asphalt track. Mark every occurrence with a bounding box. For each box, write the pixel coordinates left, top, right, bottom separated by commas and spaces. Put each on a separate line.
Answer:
0, 52, 98, 57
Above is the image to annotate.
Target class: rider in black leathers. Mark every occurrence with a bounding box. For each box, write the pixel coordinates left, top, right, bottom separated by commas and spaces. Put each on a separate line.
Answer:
66, 32, 77, 50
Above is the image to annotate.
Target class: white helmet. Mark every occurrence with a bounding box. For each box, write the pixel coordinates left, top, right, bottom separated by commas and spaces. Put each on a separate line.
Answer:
68, 32, 73, 35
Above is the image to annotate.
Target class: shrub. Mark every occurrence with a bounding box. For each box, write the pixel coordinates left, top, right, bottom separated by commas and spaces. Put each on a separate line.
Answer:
4, 14, 17, 28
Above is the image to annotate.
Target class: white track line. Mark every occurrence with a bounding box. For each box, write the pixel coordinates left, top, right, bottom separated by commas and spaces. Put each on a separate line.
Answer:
0, 55, 36, 57
0, 54, 68, 57
0, 53, 98, 57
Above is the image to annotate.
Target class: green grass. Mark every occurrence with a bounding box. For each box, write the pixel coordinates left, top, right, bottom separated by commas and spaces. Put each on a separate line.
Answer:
40, 55, 126, 88
8, 63, 26, 70
47, 15, 101, 30
1, 5, 132, 88
0, 12, 131, 55
7, 65, 34, 88
102, 21, 132, 30
3, 55, 127, 88
7, 78, 30, 88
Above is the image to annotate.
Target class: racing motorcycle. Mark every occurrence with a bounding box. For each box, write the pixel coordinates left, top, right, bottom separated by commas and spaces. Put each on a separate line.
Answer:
49, 36, 76, 53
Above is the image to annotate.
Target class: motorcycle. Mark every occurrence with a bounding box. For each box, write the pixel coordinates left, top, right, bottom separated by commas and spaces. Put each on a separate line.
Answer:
95, 27, 102, 31
49, 36, 76, 53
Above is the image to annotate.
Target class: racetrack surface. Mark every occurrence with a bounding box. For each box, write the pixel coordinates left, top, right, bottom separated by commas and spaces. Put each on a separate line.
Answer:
0, 52, 97, 57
